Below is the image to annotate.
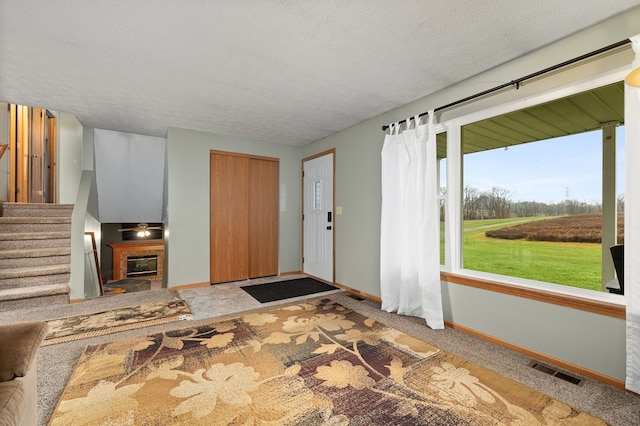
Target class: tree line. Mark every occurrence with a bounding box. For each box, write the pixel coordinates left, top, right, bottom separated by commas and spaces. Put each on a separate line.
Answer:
451, 186, 625, 220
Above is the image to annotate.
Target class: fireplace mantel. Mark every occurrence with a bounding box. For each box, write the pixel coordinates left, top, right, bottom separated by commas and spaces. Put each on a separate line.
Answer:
108, 241, 165, 281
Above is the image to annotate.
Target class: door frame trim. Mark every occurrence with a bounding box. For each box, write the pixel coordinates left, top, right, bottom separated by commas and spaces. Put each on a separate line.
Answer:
301, 148, 336, 283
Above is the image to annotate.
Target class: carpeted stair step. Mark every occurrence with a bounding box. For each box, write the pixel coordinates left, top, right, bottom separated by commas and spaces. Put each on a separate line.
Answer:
0, 283, 70, 311
0, 264, 71, 290
0, 231, 71, 250
0, 202, 74, 218
0, 216, 71, 233
0, 202, 73, 309
0, 247, 71, 268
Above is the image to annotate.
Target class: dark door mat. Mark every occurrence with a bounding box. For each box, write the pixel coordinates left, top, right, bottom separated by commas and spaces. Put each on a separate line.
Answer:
241, 277, 337, 303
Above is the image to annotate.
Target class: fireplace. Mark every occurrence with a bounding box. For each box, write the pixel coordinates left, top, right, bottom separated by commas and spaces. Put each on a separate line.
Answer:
109, 241, 165, 281
127, 254, 158, 277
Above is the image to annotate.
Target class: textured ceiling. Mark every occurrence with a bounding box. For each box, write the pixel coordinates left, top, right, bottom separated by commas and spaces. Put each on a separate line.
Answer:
1, 1, 639, 146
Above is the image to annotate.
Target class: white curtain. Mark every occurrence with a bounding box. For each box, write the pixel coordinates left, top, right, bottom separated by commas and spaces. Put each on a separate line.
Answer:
626, 34, 640, 393
380, 112, 444, 329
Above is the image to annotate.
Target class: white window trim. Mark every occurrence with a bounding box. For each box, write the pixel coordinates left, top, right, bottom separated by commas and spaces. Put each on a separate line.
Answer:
439, 65, 631, 307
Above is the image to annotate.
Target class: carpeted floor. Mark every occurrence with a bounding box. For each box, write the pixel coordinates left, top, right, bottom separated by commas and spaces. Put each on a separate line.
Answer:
0, 275, 638, 425
49, 298, 606, 424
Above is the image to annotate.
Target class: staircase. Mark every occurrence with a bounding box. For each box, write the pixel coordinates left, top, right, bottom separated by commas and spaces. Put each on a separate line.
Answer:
0, 202, 73, 310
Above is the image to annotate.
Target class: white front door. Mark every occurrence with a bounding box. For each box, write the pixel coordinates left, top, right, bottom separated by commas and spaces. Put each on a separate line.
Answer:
303, 152, 334, 282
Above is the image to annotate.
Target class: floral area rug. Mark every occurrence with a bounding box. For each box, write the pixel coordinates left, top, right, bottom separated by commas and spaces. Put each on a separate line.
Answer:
49, 299, 605, 425
43, 299, 192, 346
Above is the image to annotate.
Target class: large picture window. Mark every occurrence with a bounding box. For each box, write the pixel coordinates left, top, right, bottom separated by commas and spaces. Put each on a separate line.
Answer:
457, 81, 624, 293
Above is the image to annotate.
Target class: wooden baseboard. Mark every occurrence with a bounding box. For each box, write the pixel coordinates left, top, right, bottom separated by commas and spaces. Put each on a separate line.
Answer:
445, 320, 626, 390
332, 281, 382, 303
168, 281, 211, 291
280, 270, 302, 276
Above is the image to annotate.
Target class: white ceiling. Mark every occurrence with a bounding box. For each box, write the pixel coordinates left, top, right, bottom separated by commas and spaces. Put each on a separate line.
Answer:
1, 1, 639, 146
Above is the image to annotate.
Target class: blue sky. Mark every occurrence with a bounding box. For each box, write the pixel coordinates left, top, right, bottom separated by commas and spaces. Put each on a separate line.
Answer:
461, 127, 625, 204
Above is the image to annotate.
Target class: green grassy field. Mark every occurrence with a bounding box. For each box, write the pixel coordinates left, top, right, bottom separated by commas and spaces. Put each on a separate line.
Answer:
442, 217, 602, 291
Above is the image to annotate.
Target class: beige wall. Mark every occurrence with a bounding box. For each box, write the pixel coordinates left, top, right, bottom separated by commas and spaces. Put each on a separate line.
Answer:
57, 6, 640, 382
300, 8, 640, 382
164, 127, 303, 288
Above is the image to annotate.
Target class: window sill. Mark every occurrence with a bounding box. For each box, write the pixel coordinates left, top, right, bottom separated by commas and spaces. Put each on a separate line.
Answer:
440, 271, 625, 319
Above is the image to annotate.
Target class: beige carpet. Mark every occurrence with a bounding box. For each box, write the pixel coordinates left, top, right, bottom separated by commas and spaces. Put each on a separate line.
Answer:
49, 298, 605, 425
43, 299, 192, 346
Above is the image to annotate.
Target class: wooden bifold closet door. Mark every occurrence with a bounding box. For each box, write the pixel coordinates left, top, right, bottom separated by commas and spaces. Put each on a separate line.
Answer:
209, 151, 279, 284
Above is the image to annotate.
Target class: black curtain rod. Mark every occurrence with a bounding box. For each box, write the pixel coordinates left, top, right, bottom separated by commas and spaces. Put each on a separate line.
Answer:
382, 38, 631, 131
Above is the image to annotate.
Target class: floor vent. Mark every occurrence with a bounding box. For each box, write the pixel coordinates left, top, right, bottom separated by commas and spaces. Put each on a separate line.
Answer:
529, 361, 584, 386
346, 293, 365, 301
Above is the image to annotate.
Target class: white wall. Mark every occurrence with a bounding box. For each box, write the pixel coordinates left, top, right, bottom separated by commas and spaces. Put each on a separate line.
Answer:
68, 126, 103, 300
64, 126, 165, 298
165, 127, 302, 288
69, 170, 98, 300
301, 8, 640, 382
58, 112, 83, 204
94, 129, 165, 222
